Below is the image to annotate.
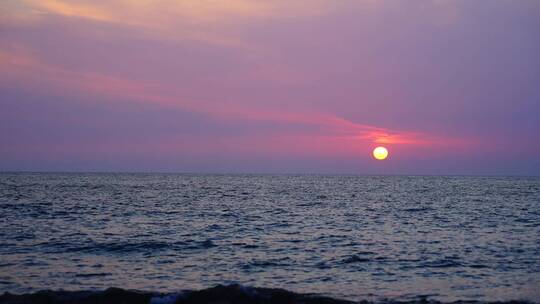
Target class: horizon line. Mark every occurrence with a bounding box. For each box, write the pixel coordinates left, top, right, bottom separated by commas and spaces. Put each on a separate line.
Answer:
1, 170, 539, 178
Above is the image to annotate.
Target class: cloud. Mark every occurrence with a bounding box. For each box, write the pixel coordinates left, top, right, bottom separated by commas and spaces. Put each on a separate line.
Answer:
29, 0, 115, 23
0, 45, 449, 149
5, 0, 339, 51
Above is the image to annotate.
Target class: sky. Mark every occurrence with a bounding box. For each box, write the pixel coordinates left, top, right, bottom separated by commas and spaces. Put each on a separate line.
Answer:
1, 0, 539, 175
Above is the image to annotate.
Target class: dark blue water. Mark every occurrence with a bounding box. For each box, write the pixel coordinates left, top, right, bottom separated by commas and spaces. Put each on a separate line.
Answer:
0, 173, 539, 302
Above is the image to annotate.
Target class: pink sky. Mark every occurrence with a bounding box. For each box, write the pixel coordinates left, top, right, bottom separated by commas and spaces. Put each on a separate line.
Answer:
1, 0, 539, 174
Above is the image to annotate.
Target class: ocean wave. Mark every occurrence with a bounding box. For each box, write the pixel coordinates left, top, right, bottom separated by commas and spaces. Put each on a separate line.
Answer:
39, 239, 218, 254
341, 254, 372, 264
0, 284, 534, 304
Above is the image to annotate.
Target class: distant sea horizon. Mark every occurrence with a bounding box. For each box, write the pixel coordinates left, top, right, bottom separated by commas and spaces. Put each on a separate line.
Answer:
1, 171, 539, 177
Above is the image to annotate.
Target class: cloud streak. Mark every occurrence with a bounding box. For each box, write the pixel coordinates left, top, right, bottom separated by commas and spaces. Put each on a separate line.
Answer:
0, 45, 451, 150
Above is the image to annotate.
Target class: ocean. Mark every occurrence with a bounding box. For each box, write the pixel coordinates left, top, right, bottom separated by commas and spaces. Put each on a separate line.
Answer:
0, 173, 539, 302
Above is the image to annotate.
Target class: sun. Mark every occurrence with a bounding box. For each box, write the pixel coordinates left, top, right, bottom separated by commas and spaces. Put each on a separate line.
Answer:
372, 146, 389, 160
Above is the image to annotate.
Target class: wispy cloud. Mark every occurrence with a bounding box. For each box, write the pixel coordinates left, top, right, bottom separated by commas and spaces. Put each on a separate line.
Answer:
0, 45, 450, 148
6, 0, 340, 51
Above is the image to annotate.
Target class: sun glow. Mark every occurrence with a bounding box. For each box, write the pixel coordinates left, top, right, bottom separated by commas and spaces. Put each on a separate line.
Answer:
372, 146, 388, 160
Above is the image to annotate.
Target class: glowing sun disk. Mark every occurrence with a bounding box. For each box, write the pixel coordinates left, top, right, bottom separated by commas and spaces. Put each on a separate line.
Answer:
373, 146, 388, 160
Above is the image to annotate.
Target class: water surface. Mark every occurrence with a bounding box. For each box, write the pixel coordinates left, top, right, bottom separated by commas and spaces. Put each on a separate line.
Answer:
0, 173, 539, 301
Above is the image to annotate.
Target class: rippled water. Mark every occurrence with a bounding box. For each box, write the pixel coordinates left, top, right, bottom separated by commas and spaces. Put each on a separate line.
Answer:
0, 173, 539, 302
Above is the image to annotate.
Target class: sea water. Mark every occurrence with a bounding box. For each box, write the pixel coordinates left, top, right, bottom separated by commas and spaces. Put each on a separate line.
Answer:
0, 173, 539, 302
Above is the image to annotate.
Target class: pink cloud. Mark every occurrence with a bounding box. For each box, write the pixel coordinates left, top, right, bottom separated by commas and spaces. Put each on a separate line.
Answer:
1, 45, 463, 155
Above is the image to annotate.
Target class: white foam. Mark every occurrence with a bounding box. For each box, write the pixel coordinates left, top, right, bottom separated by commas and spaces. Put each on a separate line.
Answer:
149, 293, 184, 304
237, 284, 259, 297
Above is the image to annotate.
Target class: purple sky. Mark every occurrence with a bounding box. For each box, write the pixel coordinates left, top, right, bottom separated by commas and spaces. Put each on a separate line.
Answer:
1, 0, 539, 175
